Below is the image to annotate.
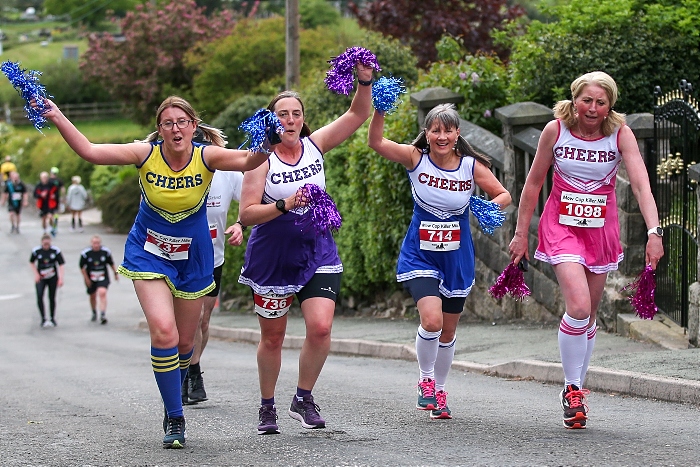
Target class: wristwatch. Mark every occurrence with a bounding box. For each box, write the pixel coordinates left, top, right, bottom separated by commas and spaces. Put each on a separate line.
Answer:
647, 226, 663, 237
234, 220, 247, 231
275, 199, 288, 214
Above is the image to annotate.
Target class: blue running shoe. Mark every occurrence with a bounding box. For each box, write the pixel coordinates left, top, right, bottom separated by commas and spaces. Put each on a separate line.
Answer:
430, 390, 452, 419
163, 416, 186, 449
416, 378, 437, 410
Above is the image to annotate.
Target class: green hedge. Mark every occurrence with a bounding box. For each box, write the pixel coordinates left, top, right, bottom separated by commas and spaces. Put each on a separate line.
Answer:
499, 0, 700, 113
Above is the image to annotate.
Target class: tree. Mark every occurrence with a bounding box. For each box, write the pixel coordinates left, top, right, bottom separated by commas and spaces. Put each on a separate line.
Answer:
80, 0, 236, 125
500, 0, 700, 114
349, 0, 525, 68
186, 16, 343, 117
299, 0, 340, 29
44, 0, 140, 26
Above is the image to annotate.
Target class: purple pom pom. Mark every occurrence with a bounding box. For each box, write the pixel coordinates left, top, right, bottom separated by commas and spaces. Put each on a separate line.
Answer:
1, 61, 52, 132
238, 108, 283, 154
621, 265, 658, 320
470, 196, 506, 235
372, 76, 406, 114
325, 46, 381, 95
295, 184, 342, 235
489, 263, 531, 300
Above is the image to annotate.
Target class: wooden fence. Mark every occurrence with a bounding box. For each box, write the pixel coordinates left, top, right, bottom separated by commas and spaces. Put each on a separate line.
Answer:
5, 102, 125, 124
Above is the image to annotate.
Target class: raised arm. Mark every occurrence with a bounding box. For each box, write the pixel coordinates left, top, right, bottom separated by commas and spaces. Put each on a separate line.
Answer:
509, 119, 559, 264
40, 99, 149, 166
367, 109, 419, 169
310, 63, 373, 153
619, 125, 664, 269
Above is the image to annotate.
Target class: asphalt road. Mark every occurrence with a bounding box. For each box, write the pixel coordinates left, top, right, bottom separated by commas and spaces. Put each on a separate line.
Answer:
2, 212, 700, 466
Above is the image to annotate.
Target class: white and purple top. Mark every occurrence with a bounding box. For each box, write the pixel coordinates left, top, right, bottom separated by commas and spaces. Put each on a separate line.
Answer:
238, 137, 342, 295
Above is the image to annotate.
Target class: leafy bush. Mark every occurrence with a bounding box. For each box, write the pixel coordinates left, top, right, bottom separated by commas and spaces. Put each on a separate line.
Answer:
220, 200, 250, 299
41, 60, 111, 105
211, 95, 271, 148
96, 173, 140, 234
187, 17, 344, 117
81, 0, 235, 125
327, 100, 418, 298
417, 39, 509, 134
499, 0, 700, 113
302, 30, 419, 131
350, 0, 525, 68
90, 165, 138, 200
300, 0, 341, 29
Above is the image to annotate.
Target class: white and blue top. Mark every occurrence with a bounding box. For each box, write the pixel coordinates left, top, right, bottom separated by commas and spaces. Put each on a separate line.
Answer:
397, 150, 477, 297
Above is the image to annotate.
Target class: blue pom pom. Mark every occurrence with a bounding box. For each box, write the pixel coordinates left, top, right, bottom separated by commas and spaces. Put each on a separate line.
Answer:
372, 76, 406, 114
1, 61, 53, 132
238, 109, 283, 153
470, 196, 506, 235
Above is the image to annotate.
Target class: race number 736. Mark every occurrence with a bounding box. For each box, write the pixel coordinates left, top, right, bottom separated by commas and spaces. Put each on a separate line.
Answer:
261, 296, 292, 310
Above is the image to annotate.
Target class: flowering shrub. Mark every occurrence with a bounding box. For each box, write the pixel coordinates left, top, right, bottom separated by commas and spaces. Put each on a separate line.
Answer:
80, 0, 236, 125
417, 38, 509, 134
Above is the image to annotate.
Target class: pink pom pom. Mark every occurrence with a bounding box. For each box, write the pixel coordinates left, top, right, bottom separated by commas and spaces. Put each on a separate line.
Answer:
489, 262, 531, 300
621, 265, 658, 320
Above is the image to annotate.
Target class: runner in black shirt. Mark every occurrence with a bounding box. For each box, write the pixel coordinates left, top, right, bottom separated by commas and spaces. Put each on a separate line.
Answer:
2, 171, 28, 233
29, 234, 65, 327
79, 235, 118, 324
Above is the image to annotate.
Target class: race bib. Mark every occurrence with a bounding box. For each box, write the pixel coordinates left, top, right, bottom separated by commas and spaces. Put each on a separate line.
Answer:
419, 221, 460, 251
209, 222, 217, 244
11, 193, 22, 201
90, 271, 106, 282
40, 268, 55, 279
144, 229, 192, 261
253, 292, 294, 319
559, 191, 606, 228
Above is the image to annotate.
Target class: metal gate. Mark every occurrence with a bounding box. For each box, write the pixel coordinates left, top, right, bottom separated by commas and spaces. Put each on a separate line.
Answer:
652, 80, 700, 327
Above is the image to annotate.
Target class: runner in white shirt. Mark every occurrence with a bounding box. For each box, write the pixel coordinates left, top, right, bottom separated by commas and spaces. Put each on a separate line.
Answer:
182, 131, 245, 405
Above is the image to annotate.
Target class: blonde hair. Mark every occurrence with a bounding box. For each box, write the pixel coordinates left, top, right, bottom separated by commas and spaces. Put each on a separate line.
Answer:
72, 175, 81, 184
411, 103, 491, 168
553, 71, 626, 136
141, 96, 228, 147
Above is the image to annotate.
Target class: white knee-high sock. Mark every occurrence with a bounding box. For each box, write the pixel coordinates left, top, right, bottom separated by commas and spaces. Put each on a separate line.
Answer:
579, 322, 597, 388
434, 336, 456, 392
558, 313, 589, 388
416, 325, 441, 380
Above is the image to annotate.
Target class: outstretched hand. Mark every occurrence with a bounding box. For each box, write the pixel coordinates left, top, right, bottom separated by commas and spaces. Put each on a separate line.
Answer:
30, 97, 58, 119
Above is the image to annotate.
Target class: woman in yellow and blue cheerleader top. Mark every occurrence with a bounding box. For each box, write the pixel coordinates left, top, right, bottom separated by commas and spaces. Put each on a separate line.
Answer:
40, 96, 274, 449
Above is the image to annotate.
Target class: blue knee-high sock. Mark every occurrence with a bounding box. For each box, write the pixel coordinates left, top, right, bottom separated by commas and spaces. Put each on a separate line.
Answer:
152, 346, 183, 418
179, 347, 194, 385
